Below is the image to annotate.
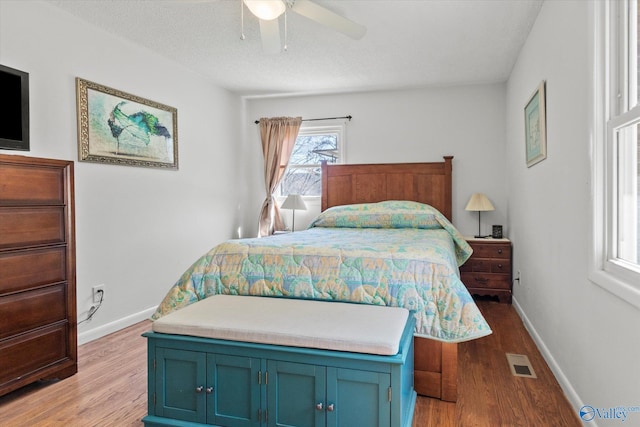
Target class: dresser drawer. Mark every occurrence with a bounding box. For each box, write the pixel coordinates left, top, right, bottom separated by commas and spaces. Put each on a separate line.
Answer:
0, 323, 69, 385
459, 258, 510, 273
470, 243, 510, 259
490, 259, 510, 274
0, 163, 65, 205
0, 247, 66, 294
0, 284, 67, 339
460, 259, 489, 273
461, 273, 511, 290
0, 207, 66, 249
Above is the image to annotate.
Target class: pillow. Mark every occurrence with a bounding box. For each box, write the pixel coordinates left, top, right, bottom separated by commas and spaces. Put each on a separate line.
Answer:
308, 200, 472, 266
308, 200, 444, 229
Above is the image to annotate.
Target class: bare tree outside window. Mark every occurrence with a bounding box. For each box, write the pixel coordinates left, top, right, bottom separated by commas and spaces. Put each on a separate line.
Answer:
279, 132, 339, 196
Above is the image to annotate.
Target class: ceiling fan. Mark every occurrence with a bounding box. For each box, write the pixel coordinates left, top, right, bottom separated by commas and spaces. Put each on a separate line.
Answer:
242, 0, 367, 53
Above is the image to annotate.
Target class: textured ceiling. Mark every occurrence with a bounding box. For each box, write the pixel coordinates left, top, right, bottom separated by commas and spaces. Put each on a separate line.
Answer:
46, 0, 543, 97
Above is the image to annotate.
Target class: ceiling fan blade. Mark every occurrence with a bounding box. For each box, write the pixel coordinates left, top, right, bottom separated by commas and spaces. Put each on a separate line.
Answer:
291, 0, 366, 40
259, 18, 281, 54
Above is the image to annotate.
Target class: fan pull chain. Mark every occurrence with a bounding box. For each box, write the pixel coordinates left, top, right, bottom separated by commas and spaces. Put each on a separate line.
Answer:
283, 9, 288, 51
240, 0, 246, 40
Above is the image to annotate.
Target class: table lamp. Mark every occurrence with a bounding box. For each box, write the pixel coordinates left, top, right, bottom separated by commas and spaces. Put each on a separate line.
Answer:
281, 194, 307, 231
465, 193, 495, 238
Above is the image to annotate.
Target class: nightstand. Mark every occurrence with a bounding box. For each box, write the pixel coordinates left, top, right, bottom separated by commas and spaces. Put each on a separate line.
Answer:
460, 237, 512, 303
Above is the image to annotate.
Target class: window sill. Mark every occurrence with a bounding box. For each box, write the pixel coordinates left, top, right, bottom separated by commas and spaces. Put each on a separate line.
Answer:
589, 268, 640, 310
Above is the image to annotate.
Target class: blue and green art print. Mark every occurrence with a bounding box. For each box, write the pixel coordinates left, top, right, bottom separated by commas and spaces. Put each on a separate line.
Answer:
524, 81, 546, 167
77, 78, 178, 169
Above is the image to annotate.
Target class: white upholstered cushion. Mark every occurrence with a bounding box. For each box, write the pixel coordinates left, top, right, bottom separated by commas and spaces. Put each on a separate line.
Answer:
152, 295, 410, 356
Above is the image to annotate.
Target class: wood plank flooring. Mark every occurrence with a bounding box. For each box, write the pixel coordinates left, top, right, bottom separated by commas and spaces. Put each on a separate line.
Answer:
0, 301, 580, 426
413, 301, 581, 426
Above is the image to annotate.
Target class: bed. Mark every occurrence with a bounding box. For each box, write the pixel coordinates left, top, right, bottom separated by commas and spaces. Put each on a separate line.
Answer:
151, 156, 491, 402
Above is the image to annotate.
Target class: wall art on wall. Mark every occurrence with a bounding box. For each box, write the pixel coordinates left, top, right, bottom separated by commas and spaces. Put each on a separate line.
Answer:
76, 78, 178, 169
524, 80, 547, 167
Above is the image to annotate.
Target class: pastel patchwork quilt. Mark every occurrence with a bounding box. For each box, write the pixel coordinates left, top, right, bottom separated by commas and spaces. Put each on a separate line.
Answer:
152, 201, 492, 342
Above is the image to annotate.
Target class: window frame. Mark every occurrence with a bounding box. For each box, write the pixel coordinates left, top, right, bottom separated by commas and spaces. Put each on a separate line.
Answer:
590, 0, 640, 308
278, 122, 346, 198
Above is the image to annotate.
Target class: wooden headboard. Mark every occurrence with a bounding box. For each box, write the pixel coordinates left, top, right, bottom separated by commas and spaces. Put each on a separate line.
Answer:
321, 156, 453, 221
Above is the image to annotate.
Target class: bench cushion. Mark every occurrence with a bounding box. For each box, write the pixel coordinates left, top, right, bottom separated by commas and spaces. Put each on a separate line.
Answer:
152, 295, 410, 355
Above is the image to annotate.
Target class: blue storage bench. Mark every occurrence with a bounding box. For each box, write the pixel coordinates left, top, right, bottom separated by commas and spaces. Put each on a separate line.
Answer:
143, 295, 416, 427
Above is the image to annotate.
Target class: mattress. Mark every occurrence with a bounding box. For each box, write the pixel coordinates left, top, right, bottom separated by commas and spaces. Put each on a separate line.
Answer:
152, 294, 410, 356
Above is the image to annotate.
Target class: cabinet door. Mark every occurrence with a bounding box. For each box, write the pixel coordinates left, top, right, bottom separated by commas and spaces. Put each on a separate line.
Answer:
326, 368, 391, 427
267, 360, 326, 427
208, 353, 262, 427
155, 348, 206, 423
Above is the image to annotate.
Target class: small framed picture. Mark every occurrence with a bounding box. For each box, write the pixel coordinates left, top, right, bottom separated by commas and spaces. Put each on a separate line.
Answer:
76, 78, 178, 169
524, 80, 547, 167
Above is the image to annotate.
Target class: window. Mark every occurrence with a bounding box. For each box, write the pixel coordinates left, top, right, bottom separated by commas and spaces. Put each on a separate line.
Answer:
278, 124, 345, 197
592, 0, 640, 307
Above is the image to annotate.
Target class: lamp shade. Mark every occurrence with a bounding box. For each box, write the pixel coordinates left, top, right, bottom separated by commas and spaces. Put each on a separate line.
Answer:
465, 193, 495, 212
281, 194, 307, 210
244, 0, 286, 20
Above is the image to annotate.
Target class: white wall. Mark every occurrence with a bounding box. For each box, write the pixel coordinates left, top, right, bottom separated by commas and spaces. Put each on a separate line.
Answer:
244, 83, 507, 236
0, 0, 244, 343
506, 1, 640, 424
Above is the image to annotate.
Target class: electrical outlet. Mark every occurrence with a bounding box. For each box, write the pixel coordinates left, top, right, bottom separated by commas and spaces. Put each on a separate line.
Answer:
92, 285, 105, 303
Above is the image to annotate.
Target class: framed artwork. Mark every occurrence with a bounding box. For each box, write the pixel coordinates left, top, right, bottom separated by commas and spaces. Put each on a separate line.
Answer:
524, 80, 547, 167
76, 78, 178, 169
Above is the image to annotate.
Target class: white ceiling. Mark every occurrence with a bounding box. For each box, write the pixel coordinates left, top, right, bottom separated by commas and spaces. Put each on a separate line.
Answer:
46, 0, 543, 97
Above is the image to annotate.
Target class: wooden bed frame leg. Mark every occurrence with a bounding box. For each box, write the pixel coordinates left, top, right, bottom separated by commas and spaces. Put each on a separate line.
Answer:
413, 338, 458, 402
441, 342, 458, 402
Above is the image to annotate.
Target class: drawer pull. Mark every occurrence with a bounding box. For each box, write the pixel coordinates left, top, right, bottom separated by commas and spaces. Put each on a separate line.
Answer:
474, 277, 489, 284
195, 386, 204, 393
497, 264, 503, 269
316, 403, 324, 411
497, 249, 503, 254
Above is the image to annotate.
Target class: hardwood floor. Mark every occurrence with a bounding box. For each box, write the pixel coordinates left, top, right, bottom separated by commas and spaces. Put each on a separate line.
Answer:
0, 301, 580, 426
0, 320, 149, 427
413, 301, 581, 426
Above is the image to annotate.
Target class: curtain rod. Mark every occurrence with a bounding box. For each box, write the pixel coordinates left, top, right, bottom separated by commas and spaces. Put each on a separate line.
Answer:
254, 115, 352, 124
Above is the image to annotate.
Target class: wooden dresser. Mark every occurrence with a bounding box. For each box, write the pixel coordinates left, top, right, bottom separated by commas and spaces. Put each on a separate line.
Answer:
460, 237, 512, 303
0, 154, 77, 396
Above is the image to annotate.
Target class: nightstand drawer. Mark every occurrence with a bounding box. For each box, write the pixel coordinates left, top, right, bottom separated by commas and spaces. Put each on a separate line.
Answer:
461, 273, 511, 290
470, 243, 510, 259
459, 258, 510, 273
491, 259, 510, 274
460, 260, 489, 273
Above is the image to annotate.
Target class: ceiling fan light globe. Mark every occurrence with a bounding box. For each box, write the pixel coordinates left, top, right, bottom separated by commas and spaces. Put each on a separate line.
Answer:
244, 0, 286, 21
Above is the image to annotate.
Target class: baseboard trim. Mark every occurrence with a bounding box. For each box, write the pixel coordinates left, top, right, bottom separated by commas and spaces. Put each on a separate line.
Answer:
511, 297, 593, 426
78, 306, 156, 346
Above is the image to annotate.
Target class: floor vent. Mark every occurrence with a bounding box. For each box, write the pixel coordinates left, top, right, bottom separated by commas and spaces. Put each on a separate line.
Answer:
506, 353, 537, 378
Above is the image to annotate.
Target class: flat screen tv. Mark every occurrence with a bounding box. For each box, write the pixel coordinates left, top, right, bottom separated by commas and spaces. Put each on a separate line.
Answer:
0, 64, 29, 151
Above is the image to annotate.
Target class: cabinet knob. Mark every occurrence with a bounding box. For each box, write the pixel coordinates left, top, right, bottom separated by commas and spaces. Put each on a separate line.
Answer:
497, 249, 503, 254
327, 403, 335, 412
206, 387, 213, 394
497, 264, 503, 269
195, 386, 204, 393
316, 403, 324, 411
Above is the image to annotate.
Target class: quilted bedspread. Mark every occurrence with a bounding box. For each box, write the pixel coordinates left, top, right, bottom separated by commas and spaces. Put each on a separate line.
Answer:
152, 201, 492, 343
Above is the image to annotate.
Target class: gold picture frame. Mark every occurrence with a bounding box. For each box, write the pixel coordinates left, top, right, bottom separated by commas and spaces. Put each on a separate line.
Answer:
524, 80, 547, 167
76, 78, 178, 169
